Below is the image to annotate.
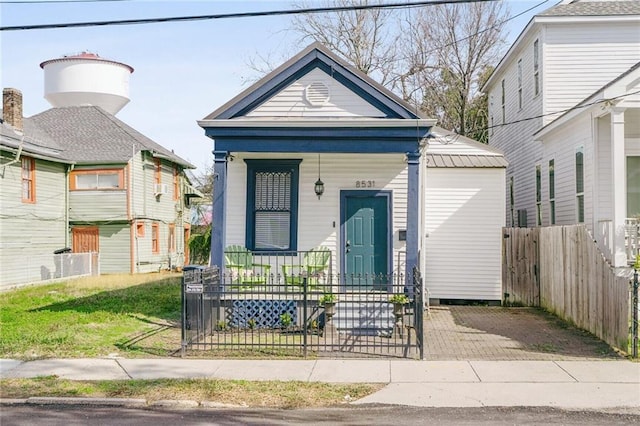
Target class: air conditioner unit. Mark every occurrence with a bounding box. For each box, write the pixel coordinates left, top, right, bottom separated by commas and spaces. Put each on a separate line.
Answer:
154, 183, 168, 196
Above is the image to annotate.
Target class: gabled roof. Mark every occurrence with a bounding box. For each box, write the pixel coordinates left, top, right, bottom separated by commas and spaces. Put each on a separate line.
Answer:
201, 42, 426, 122
483, 0, 640, 91
540, 1, 640, 17
30, 106, 194, 167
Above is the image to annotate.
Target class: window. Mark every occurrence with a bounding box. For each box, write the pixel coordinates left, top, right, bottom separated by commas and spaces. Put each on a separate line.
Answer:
173, 168, 179, 201
575, 147, 584, 223
245, 159, 301, 251
70, 169, 124, 190
168, 223, 176, 252
517, 59, 523, 110
152, 222, 160, 254
549, 159, 555, 225
501, 79, 506, 123
533, 39, 540, 96
536, 164, 542, 226
21, 157, 35, 203
509, 176, 515, 227
136, 222, 145, 238
154, 159, 161, 185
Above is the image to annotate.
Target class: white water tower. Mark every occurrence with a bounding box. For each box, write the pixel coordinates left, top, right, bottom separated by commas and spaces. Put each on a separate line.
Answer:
40, 52, 134, 115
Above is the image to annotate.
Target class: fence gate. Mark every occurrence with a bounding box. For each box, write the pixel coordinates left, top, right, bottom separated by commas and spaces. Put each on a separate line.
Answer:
181, 267, 424, 359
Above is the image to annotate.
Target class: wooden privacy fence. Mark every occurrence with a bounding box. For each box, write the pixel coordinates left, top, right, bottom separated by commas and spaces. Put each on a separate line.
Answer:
503, 225, 631, 352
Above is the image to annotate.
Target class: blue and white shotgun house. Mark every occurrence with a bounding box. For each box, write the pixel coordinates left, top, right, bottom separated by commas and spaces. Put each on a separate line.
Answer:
198, 43, 507, 302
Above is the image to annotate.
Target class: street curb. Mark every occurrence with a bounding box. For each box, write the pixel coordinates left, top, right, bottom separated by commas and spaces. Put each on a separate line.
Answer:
24, 397, 147, 407
1, 397, 247, 410
149, 399, 199, 408
0, 398, 28, 405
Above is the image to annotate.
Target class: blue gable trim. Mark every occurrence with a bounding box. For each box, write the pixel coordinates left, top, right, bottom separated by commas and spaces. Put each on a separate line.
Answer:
213, 48, 419, 120
214, 138, 421, 154
206, 126, 431, 154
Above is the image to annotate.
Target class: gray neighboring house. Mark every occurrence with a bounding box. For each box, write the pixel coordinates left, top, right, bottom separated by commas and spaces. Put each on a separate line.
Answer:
1, 88, 200, 287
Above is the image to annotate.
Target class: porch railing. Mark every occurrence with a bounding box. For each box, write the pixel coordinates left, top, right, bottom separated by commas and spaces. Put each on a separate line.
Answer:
627, 218, 639, 265
181, 266, 424, 359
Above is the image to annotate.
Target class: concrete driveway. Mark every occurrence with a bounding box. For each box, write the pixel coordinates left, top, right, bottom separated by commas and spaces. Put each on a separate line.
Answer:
424, 306, 623, 360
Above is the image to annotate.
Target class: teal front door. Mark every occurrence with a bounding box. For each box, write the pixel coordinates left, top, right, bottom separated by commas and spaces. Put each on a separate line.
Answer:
342, 192, 389, 289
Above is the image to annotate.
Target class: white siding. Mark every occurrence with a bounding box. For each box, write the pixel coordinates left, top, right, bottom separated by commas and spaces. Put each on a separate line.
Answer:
226, 152, 409, 274
246, 68, 386, 118
487, 29, 543, 227
487, 17, 640, 229
541, 114, 593, 229
0, 156, 68, 287
427, 135, 503, 156
544, 22, 640, 122
423, 168, 505, 301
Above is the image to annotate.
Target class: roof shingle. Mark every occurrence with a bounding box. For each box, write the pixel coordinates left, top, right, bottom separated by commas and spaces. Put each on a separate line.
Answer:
540, 1, 640, 17
29, 106, 193, 167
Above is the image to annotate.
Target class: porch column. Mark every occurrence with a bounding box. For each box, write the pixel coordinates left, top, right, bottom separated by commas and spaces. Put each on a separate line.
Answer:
406, 151, 421, 293
611, 108, 627, 267
210, 150, 228, 269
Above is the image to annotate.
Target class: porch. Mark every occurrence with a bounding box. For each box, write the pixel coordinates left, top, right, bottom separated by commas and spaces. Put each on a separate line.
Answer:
626, 218, 639, 265
181, 266, 425, 359
221, 248, 408, 289
597, 217, 640, 266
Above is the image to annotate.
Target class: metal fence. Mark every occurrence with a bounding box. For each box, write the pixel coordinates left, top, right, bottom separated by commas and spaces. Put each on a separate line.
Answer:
181, 267, 425, 359
1, 251, 100, 289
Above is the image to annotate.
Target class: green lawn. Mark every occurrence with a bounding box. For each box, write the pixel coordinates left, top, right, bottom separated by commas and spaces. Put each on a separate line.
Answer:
0, 377, 382, 408
0, 273, 182, 359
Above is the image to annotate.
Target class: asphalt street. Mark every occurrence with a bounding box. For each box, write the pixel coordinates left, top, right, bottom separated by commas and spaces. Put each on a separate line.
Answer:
2, 404, 640, 426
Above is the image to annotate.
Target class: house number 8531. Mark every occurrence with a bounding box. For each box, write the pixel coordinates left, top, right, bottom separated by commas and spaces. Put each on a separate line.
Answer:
355, 180, 375, 188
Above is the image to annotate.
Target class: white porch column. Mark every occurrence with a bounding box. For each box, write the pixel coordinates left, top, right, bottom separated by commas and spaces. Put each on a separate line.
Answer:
611, 108, 627, 267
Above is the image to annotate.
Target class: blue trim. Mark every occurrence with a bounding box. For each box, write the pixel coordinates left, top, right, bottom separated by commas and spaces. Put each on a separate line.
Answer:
214, 138, 423, 154
214, 50, 419, 120
210, 151, 228, 270
205, 126, 431, 140
244, 159, 302, 252
339, 190, 393, 288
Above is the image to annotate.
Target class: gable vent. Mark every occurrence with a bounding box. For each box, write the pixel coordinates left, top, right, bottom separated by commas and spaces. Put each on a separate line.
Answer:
304, 82, 330, 106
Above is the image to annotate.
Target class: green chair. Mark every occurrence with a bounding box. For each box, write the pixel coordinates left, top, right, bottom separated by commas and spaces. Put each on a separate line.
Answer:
282, 246, 331, 288
224, 245, 271, 286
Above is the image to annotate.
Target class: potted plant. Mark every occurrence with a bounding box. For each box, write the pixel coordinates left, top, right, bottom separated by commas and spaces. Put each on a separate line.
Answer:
319, 293, 338, 317
389, 294, 410, 315
319, 293, 338, 338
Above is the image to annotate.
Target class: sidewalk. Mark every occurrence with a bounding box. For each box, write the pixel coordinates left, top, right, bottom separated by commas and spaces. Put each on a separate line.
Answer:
2, 358, 639, 410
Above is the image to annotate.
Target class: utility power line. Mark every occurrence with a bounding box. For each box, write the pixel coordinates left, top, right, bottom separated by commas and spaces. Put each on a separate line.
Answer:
483, 89, 640, 132
1, 0, 495, 31
1, 0, 129, 3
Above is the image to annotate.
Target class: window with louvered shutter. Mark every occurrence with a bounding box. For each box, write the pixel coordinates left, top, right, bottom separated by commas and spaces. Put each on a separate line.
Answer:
255, 171, 291, 249
245, 159, 301, 251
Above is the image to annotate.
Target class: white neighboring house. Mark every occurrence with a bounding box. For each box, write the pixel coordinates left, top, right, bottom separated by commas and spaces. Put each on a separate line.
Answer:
199, 43, 507, 301
483, 0, 640, 267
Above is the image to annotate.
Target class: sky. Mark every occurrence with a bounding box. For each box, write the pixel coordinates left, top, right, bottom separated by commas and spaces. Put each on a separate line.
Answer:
1, 0, 551, 174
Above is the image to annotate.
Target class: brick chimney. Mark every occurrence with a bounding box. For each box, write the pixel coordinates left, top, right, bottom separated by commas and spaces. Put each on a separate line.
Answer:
3, 88, 23, 132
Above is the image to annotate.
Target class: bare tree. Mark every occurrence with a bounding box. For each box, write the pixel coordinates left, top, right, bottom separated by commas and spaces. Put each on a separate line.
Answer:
413, 2, 509, 137
247, 0, 509, 141
290, 0, 400, 86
